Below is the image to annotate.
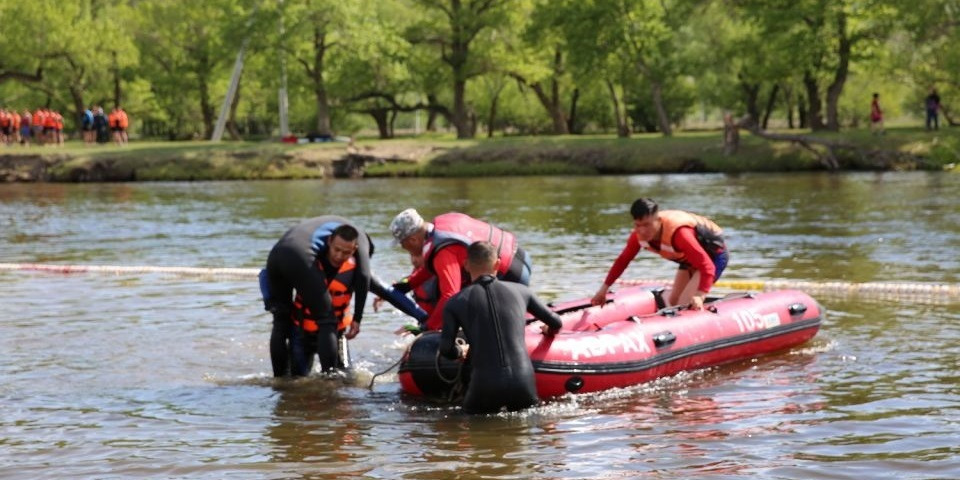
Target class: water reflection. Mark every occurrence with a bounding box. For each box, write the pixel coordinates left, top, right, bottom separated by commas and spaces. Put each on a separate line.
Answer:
2, 172, 959, 479
267, 381, 371, 474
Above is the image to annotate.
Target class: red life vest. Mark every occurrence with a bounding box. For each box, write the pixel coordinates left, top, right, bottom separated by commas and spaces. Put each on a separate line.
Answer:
292, 257, 356, 333
410, 267, 439, 315
421, 212, 518, 278
637, 210, 725, 263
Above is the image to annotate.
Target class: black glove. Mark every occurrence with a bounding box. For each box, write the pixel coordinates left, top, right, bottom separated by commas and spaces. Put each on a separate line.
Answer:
392, 278, 412, 294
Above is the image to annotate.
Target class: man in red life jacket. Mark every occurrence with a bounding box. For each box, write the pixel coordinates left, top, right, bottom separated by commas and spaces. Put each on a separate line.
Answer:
389, 208, 532, 331
591, 198, 728, 311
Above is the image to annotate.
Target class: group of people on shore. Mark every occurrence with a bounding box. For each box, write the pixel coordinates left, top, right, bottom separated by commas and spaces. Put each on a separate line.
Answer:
259, 198, 728, 414
0, 105, 130, 146
0, 107, 65, 146
869, 87, 945, 135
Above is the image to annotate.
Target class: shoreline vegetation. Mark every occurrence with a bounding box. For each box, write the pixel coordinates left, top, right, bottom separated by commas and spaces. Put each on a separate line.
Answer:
1, 127, 958, 183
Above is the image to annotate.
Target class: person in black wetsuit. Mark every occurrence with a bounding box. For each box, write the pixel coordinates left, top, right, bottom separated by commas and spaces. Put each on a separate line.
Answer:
263, 217, 372, 377
262, 216, 426, 377
438, 241, 563, 414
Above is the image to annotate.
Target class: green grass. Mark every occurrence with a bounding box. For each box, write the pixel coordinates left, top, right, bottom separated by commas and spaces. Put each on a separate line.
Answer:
4, 126, 957, 182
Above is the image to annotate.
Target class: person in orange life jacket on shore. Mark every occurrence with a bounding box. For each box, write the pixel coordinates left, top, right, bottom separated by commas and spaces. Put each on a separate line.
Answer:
262, 217, 375, 377
591, 198, 728, 311
388, 208, 533, 331
439, 241, 562, 414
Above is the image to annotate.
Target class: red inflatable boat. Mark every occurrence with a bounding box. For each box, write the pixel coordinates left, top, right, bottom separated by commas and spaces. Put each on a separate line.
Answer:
398, 284, 823, 400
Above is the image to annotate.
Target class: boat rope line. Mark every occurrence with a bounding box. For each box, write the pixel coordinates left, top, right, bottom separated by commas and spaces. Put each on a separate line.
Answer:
0, 263, 259, 279
619, 278, 960, 300
2, 263, 958, 299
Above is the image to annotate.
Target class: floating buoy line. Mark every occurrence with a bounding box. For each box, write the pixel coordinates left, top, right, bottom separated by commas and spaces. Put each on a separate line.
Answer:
619, 278, 960, 302
2, 263, 958, 301
0, 263, 259, 279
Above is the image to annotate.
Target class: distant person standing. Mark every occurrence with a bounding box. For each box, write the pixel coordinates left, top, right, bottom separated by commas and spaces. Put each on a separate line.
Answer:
108, 107, 123, 144
93, 107, 109, 144
32, 108, 45, 145
925, 88, 941, 131
19, 110, 32, 146
117, 107, 129, 144
870, 93, 884, 135
81, 107, 95, 144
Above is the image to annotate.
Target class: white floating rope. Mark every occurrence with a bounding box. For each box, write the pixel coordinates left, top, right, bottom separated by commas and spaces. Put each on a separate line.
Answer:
619, 278, 960, 301
3, 263, 958, 300
0, 262, 259, 279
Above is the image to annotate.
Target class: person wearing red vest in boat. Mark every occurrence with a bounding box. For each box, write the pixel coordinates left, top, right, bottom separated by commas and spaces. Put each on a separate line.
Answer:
389, 208, 533, 331
592, 198, 728, 311
439, 241, 562, 414
262, 217, 374, 377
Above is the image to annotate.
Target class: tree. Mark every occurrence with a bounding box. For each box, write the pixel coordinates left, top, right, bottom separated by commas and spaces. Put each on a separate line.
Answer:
512, 1, 583, 135
334, 0, 420, 139
136, 0, 251, 139
738, 0, 898, 131
541, 0, 695, 137
405, 0, 514, 138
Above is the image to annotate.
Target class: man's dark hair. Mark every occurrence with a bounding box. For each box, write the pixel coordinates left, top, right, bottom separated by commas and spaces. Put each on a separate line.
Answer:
331, 224, 359, 242
467, 241, 498, 268
630, 198, 659, 220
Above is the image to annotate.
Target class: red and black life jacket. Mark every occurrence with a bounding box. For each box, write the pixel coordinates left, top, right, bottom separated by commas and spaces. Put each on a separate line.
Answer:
292, 257, 356, 333
421, 212, 518, 278
638, 210, 725, 263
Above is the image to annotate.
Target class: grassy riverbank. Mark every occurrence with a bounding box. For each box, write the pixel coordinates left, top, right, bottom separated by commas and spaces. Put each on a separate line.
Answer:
1, 127, 957, 182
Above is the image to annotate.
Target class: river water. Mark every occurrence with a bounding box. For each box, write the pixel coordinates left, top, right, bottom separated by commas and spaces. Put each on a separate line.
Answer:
1, 172, 958, 479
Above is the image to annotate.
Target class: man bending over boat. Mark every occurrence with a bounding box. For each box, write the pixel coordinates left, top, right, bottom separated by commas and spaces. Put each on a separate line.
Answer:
389, 208, 532, 331
591, 198, 728, 311
261, 216, 423, 377
439, 241, 562, 414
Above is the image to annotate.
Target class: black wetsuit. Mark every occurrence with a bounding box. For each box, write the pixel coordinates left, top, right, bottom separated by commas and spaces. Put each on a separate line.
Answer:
265, 216, 372, 376
439, 274, 562, 414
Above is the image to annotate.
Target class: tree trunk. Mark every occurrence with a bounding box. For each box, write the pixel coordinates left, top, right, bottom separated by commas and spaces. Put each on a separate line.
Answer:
426, 94, 438, 131
514, 49, 570, 135
568, 87, 580, 134
606, 79, 630, 138
371, 109, 389, 139
226, 79, 243, 140
798, 95, 807, 129
723, 112, 740, 155
762, 84, 779, 130
68, 84, 86, 136
112, 51, 122, 108
650, 81, 672, 136
824, 12, 850, 132
739, 76, 761, 128
198, 74, 215, 139
452, 75, 471, 138
803, 71, 826, 131
312, 28, 333, 137
487, 90, 499, 138
781, 83, 795, 129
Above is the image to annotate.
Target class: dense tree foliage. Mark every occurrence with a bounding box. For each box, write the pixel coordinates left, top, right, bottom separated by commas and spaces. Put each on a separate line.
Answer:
0, 0, 953, 139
